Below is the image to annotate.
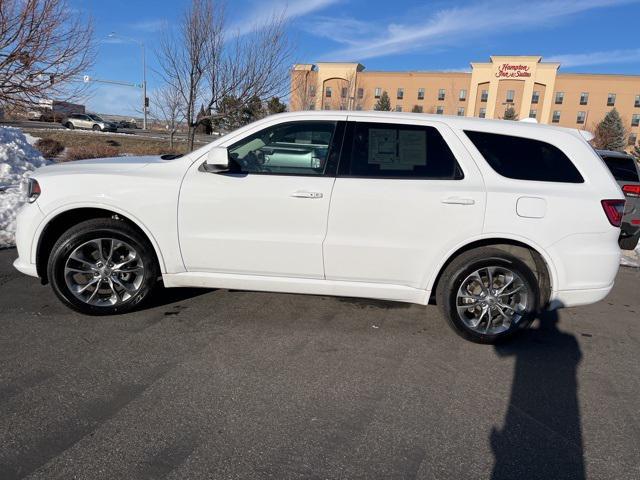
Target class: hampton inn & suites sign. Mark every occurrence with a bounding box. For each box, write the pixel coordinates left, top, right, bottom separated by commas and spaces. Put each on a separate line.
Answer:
495, 64, 532, 78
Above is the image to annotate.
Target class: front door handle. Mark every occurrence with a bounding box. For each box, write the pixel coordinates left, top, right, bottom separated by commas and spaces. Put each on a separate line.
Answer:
441, 196, 475, 205
291, 191, 323, 199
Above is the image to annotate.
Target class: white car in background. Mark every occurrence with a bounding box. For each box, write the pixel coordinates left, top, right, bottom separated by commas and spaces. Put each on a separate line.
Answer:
13, 111, 624, 343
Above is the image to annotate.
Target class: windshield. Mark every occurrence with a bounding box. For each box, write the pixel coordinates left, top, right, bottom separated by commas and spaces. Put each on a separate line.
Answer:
87, 114, 103, 121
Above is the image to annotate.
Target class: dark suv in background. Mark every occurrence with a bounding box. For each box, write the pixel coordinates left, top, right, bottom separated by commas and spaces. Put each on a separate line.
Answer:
598, 150, 640, 250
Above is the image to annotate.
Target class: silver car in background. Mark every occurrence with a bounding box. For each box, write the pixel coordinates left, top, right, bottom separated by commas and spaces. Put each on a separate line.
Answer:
63, 113, 118, 132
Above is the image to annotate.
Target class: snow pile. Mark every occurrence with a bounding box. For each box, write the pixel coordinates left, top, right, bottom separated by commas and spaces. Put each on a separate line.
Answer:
0, 127, 47, 248
620, 244, 640, 268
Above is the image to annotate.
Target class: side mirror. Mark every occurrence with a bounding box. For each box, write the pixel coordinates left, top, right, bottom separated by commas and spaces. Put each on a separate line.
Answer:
203, 146, 229, 173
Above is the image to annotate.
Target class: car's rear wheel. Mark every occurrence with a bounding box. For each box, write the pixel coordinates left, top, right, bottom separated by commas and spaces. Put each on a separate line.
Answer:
47, 218, 159, 315
65, 122, 74, 129
620, 232, 640, 250
438, 247, 539, 344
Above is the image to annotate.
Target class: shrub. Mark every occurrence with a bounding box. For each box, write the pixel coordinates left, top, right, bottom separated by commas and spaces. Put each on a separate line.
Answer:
65, 145, 119, 161
35, 138, 65, 158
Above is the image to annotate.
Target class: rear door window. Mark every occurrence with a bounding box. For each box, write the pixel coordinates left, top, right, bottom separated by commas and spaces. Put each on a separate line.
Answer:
600, 155, 639, 182
340, 122, 463, 179
464, 130, 584, 183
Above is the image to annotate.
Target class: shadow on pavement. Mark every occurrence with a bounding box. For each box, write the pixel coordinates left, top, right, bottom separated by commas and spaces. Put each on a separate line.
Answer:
491, 310, 585, 480
144, 282, 213, 309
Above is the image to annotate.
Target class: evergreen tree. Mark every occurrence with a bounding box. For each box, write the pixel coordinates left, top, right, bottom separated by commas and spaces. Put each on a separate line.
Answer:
266, 96, 287, 115
593, 108, 627, 151
502, 105, 518, 120
631, 144, 640, 160
195, 104, 213, 134
374, 91, 391, 111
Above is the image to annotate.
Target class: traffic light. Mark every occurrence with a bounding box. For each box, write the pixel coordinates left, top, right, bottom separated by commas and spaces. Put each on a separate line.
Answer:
49, 74, 55, 85
144, 97, 149, 108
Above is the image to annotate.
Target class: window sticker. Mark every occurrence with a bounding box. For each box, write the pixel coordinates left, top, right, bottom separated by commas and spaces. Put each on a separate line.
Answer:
368, 129, 397, 165
396, 130, 426, 170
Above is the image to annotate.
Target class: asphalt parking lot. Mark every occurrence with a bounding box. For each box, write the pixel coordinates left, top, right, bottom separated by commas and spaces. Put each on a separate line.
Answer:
0, 248, 639, 480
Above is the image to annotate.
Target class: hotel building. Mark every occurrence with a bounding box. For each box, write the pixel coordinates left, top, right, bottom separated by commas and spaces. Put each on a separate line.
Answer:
290, 56, 640, 147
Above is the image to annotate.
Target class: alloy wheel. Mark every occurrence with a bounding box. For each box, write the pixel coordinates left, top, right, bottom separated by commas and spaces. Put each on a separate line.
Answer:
63, 238, 145, 307
456, 266, 530, 335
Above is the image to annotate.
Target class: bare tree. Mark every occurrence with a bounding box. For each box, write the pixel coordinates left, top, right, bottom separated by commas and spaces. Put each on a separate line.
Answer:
157, 0, 293, 150
0, 0, 95, 109
151, 85, 185, 148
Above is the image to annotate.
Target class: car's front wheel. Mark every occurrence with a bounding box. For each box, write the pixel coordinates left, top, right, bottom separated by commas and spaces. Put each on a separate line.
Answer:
92, 124, 101, 132
620, 232, 640, 250
438, 247, 539, 344
47, 218, 159, 315
65, 122, 74, 129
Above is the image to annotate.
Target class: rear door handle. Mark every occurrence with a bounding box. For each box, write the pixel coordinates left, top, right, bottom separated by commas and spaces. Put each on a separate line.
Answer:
291, 191, 323, 199
441, 197, 475, 205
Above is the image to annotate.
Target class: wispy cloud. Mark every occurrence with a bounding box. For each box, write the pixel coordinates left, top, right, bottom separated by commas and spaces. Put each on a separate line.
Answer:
128, 19, 168, 33
229, 0, 342, 35
547, 49, 640, 68
313, 0, 638, 61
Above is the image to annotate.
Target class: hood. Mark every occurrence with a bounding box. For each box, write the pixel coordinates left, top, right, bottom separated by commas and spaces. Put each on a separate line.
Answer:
33, 155, 164, 177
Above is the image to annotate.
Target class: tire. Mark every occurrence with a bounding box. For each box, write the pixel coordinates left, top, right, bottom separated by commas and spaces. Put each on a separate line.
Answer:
92, 124, 101, 131
65, 122, 74, 129
47, 218, 159, 315
620, 233, 640, 251
437, 247, 540, 344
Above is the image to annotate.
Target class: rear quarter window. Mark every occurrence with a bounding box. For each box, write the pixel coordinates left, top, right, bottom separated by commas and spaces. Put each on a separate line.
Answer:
601, 155, 640, 182
464, 130, 584, 183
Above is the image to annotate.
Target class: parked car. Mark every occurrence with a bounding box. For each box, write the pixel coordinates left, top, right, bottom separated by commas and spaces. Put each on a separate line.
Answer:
597, 149, 640, 250
14, 112, 624, 343
116, 119, 138, 129
63, 113, 117, 132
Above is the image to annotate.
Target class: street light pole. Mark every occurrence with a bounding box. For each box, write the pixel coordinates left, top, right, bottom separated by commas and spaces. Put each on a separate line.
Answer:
107, 33, 147, 130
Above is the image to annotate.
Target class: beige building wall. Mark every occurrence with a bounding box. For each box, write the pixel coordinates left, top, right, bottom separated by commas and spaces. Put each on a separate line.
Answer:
290, 56, 640, 147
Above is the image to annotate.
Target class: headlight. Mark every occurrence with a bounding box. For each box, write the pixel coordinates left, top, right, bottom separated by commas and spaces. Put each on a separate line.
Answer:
20, 177, 41, 203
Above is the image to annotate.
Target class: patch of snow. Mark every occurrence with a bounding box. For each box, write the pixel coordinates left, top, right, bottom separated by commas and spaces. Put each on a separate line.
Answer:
621, 245, 640, 268
23, 132, 40, 146
0, 127, 47, 248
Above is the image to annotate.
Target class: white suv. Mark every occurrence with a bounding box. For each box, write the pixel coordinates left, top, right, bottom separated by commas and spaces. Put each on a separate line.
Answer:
14, 112, 624, 343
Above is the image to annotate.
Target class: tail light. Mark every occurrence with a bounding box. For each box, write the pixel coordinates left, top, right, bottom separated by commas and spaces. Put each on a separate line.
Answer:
601, 199, 625, 227
622, 184, 640, 197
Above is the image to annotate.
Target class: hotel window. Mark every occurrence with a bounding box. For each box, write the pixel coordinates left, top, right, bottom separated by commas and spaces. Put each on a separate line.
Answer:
395, 105, 403, 112
436, 106, 444, 115
325, 87, 332, 98
341, 87, 348, 98
339, 105, 346, 110
324, 104, 331, 110
552, 110, 561, 123
309, 85, 316, 97
635, 95, 640, 107
632, 114, 640, 127
357, 88, 364, 99
479, 107, 486, 118
480, 90, 488, 102
308, 103, 315, 110
355, 104, 363, 111
576, 111, 586, 124
506, 90, 515, 103
580, 92, 589, 105
607, 93, 616, 106
397, 88, 404, 100
629, 133, 638, 145
459, 89, 467, 101
555, 92, 564, 105
413, 105, 423, 113
457, 107, 465, 116
529, 109, 537, 119
531, 91, 540, 104
438, 89, 446, 101
374, 87, 382, 99
417, 88, 425, 100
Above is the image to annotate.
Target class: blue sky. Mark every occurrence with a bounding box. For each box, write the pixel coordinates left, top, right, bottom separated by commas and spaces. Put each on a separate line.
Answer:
71, 0, 640, 116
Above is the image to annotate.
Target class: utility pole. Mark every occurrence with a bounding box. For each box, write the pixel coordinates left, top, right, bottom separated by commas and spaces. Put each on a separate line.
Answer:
107, 33, 147, 130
